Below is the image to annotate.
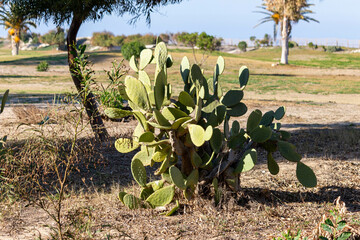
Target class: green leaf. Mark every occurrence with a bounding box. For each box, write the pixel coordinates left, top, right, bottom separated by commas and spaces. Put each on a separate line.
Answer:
278, 141, 302, 162
221, 90, 244, 107
139, 49, 153, 70
162, 107, 188, 121
321, 223, 333, 234
337, 220, 346, 230
186, 169, 199, 187
118, 191, 127, 204
216, 56, 225, 75
337, 232, 352, 240
125, 76, 150, 110
138, 70, 151, 91
325, 218, 334, 227
131, 158, 147, 187
280, 131, 291, 140
247, 109, 262, 133
152, 147, 171, 162
296, 162, 317, 188
210, 128, 223, 153
180, 56, 190, 84
267, 153, 279, 175
146, 185, 174, 208
132, 147, 154, 166
239, 66, 249, 89
169, 166, 186, 190
178, 91, 195, 108
171, 117, 192, 130
250, 126, 272, 143
260, 110, 275, 126
188, 124, 205, 147
191, 151, 203, 168
231, 120, 240, 136
204, 126, 213, 141
133, 111, 149, 131
234, 149, 257, 173
153, 109, 171, 126
140, 187, 154, 200
154, 42, 168, 69
274, 106, 286, 120
138, 132, 155, 142
1, 89, 9, 114
166, 54, 173, 68
166, 200, 180, 216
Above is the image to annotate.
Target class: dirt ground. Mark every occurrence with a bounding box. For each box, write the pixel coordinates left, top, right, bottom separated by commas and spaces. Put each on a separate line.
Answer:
0, 95, 359, 240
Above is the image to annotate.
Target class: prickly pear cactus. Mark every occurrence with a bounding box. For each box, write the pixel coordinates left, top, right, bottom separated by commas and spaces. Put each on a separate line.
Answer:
107, 43, 316, 210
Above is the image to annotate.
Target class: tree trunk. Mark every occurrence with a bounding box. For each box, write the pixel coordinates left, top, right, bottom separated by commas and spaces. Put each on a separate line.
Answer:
280, 16, 289, 64
67, 14, 109, 141
11, 35, 19, 56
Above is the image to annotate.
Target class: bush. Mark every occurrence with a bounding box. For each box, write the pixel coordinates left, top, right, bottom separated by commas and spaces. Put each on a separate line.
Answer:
238, 41, 247, 52
121, 41, 146, 60
325, 46, 342, 52
40, 28, 65, 48
288, 41, 298, 48
91, 31, 114, 48
105, 42, 317, 211
37, 61, 49, 72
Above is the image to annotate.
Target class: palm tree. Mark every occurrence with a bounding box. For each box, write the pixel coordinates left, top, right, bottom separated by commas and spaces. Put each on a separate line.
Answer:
0, 2, 36, 55
256, 0, 318, 64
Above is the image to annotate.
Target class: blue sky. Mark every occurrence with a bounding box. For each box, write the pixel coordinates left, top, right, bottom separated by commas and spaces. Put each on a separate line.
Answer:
1, 0, 359, 41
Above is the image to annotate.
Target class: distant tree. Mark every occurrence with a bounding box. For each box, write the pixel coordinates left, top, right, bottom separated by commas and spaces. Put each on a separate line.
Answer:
141, 33, 157, 45
159, 33, 170, 44
41, 27, 65, 48
249, 36, 256, 47
259, 33, 271, 47
257, 0, 319, 64
0, 2, 36, 55
112, 35, 126, 46
124, 33, 142, 44
16, 0, 184, 141
91, 31, 114, 48
121, 41, 145, 60
238, 41, 247, 52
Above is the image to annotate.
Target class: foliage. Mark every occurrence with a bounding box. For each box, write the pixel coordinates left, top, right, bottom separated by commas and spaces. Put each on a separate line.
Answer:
36, 60, 49, 71
40, 27, 65, 48
91, 31, 114, 48
325, 46, 342, 53
308, 42, 317, 49
288, 41, 298, 48
273, 229, 307, 240
105, 42, 317, 211
121, 41, 146, 60
238, 41, 247, 52
96, 59, 128, 109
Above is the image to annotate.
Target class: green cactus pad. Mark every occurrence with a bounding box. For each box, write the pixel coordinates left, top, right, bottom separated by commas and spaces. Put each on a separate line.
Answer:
138, 70, 151, 91
118, 85, 129, 100
260, 110, 275, 126
123, 194, 140, 209
267, 152, 279, 175
231, 121, 240, 136
280, 131, 291, 140
154, 70, 167, 110
178, 91, 195, 108
204, 126, 213, 141
296, 162, 317, 187
180, 56, 190, 84
221, 90, 244, 107
216, 56, 225, 75
191, 151, 203, 168
274, 106, 286, 120
166, 54, 173, 68
125, 76, 150, 111
202, 100, 221, 113
140, 187, 154, 200
132, 147, 154, 166
149, 180, 165, 191
227, 102, 247, 117
129, 56, 138, 72
162, 107, 188, 121
186, 169, 199, 187
104, 108, 132, 119
146, 185, 175, 208
161, 172, 173, 184
115, 138, 139, 153
154, 42, 168, 69
152, 147, 171, 162
228, 131, 246, 149
188, 124, 205, 147
234, 149, 257, 173
138, 132, 155, 143
169, 166, 186, 190
139, 49, 153, 70
210, 128, 223, 153
171, 117, 192, 130
247, 109, 262, 133
118, 191, 127, 204
249, 125, 272, 143
132, 111, 149, 131
154, 154, 170, 175
131, 158, 147, 187
153, 109, 171, 126
239, 66, 249, 90
278, 140, 302, 162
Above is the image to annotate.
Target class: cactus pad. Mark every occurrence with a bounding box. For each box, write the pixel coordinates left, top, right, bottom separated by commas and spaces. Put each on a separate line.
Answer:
146, 185, 175, 208
131, 158, 147, 187
221, 90, 244, 107
129, 56, 138, 72
154, 70, 167, 110
249, 125, 272, 143
234, 149, 257, 173
296, 162, 317, 187
115, 138, 139, 153
267, 152, 279, 175
278, 140, 301, 162
247, 109, 262, 133
123, 194, 140, 209
169, 166, 186, 190
188, 124, 205, 147
178, 91, 195, 108
210, 128, 223, 153
274, 106, 286, 120
139, 49, 153, 70
125, 76, 150, 110
104, 108, 132, 119
239, 66, 249, 90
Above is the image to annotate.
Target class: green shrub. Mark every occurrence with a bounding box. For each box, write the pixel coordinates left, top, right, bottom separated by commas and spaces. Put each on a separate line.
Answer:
121, 41, 146, 60
105, 42, 317, 211
91, 31, 114, 48
288, 41, 298, 48
325, 46, 342, 53
37, 61, 49, 72
238, 41, 247, 52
